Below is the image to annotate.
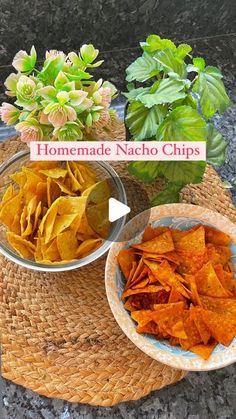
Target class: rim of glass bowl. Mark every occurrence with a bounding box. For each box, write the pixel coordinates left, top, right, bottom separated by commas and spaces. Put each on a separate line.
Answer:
0, 150, 127, 272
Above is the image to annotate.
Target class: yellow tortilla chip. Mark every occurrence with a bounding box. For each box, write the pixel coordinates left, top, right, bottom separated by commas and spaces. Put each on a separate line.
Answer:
33, 201, 42, 232
21, 196, 38, 238
82, 180, 110, 204
50, 213, 78, 242
39, 198, 61, 243
7, 231, 35, 259
10, 171, 26, 187
44, 238, 60, 262
86, 201, 110, 238
57, 196, 87, 215
47, 177, 61, 207
53, 179, 76, 196
66, 162, 83, 192
39, 168, 67, 179
0, 191, 23, 230
0, 184, 15, 208
10, 213, 21, 235
57, 230, 78, 260
76, 238, 102, 258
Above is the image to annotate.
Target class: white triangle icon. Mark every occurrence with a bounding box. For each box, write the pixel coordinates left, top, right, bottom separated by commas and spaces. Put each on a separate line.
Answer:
108, 198, 130, 222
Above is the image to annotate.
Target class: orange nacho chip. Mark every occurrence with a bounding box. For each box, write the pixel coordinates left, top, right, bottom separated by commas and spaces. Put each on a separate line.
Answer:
190, 341, 217, 360
117, 249, 137, 281
175, 226, 205, 253
132, 231, 174, 254
195, 261, 231, 298
118, 223, 236, 360
189, 306, 211, 344
214, 264, 235, 292
200, 296, 236, 315
122, 285, 166, 300
142, 226, 170, 242
200, 309, 236, 346
204, 226, 231, 246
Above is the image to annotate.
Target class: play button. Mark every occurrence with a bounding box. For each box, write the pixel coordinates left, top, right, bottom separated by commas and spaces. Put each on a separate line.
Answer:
108, 198, 130, 222
85, 175, 150, 243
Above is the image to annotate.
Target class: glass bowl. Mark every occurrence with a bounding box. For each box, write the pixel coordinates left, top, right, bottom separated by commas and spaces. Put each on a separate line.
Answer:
0, 150, 127, 272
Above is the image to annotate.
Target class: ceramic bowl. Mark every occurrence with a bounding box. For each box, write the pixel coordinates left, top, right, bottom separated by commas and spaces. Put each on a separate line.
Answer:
105, 203, 236, 371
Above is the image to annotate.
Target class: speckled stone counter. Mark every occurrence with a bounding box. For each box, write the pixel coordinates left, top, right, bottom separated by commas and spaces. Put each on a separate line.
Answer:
1, 3, 236, 416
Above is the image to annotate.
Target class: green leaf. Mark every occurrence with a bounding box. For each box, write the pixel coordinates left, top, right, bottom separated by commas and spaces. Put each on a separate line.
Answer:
172, 93, 197, 109
167, 72, 191, 88
138, 77, 186, 108
126, 52, 160, 82
127, 82, 135, 91
126, 101, 167, 140
129, 159, 206, 185
140, 35, 176, 53
159, 160, 206, 184
39, 54, 65, 83
128, 161, 162, 183
39, 86, 57, 100
156, 105, 206, 142
186, 64, 199, 73
154, 48, 186, 77
151, 182, 183, 206
176, 44, 192, 59
193, 66, 231, 118
65, 70, 92, 81
54, 71, 69, 90
206, 124, 227, 166
193, 57, 205, 71
123, 87, 150, 102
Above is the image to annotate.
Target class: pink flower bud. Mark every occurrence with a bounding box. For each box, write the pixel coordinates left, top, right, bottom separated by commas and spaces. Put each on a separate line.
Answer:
97, 87, 112, 108
0, 102, 20, 125
20, 126, 43, 143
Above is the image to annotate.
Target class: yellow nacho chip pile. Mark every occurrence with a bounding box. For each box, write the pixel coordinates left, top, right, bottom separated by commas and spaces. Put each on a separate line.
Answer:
0, 161, 110, 263
118, 225, 236, 360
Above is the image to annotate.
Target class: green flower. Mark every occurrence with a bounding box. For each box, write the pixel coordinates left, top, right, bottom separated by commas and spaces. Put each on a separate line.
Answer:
39, 86, 90, 127
4, 73, 20, 97
53, 121, 83, 141
68, 44, 103, 69
0, 103, 20, 125
12, 46, 37, 74
15, 75, 39, 110
15, 117, 43, 142
80, 44, 99, 63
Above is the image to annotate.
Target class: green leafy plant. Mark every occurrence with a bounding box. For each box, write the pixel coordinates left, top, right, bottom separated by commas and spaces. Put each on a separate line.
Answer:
0, 45, 117, 142
123, 35, 231, 205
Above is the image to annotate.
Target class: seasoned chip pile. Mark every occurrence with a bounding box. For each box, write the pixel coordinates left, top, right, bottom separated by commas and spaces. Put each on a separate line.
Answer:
0, 161, 110, 263
118, 225, 236, 360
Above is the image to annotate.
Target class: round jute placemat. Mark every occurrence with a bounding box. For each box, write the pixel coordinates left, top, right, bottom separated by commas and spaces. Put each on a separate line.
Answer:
1, 121, 236, 406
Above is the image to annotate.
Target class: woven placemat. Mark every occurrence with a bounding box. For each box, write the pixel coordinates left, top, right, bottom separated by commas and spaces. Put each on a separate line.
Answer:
1, 121, 236, 406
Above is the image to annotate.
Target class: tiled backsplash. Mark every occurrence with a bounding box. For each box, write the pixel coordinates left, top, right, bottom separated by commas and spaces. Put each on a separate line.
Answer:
0, 0, 235, 90
1, 0, 235, 63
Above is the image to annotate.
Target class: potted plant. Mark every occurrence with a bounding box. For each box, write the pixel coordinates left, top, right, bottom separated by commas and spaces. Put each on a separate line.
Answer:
123, 35, 231, 205
0, 45, 117, 142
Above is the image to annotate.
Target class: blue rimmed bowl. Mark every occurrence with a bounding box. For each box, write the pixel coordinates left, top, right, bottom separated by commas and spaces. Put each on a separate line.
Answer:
105, 204, 236, 371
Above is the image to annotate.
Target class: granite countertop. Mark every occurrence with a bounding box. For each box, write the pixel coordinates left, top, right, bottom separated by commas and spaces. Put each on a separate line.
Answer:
1, 33, 236, 418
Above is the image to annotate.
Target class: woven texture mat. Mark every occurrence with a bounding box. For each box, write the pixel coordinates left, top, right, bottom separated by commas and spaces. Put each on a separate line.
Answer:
1, 121, 236, 406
